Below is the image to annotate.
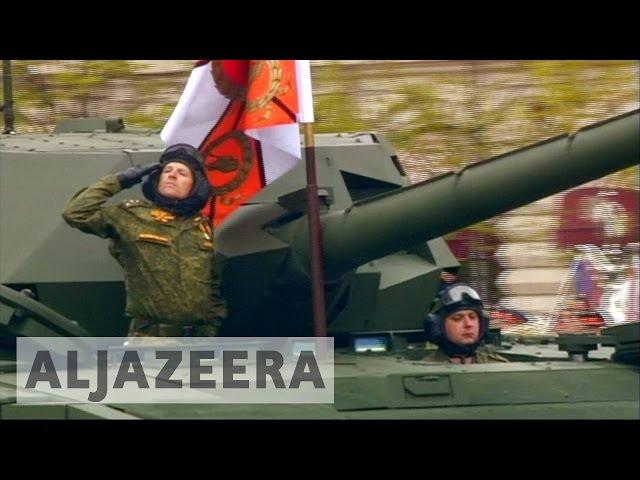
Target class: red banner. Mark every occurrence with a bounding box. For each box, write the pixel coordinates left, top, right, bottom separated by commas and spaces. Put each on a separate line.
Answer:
556, 187, 639, 248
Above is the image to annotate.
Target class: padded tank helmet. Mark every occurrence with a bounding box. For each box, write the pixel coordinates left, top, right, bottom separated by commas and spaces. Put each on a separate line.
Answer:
142, 143, 213, 216
424, 282, 489, 356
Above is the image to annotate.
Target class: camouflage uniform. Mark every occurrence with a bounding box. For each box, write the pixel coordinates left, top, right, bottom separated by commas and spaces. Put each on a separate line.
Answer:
426, 347, 508, 364
62, 174, 226, 336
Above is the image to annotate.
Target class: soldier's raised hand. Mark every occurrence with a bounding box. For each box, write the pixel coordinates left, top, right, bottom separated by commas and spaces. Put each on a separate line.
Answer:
116, 163, 161, 189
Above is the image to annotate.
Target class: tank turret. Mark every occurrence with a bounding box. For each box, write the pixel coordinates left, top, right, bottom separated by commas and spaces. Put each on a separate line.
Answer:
0, 111, 638, 338
217, 110, 639, 336
1, 110, 638, 420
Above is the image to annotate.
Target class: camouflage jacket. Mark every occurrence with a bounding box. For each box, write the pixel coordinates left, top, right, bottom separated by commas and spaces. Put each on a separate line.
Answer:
62, 174, 227, 332
425, 347, 508, 364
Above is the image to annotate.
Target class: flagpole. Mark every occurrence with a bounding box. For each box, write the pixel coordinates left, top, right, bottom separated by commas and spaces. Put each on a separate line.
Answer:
302, 121, 328, 337
2, 60, 16, 134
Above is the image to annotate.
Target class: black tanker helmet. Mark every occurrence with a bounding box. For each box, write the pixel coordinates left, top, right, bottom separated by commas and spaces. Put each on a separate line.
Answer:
142, 143, 213, 217
424, 282, 489, 357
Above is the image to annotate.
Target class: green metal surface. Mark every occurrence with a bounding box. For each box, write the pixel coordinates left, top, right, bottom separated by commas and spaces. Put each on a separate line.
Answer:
0, 284, 89, 337
218, 110, 639, 336
0, 111, 638, 419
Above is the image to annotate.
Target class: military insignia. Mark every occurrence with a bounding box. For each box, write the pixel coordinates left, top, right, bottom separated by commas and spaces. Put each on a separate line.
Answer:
198, 222, 213, 241
122, 199, 141, 208
201, 130, 254, 196
137, 233, 171, 246
150, 209, 176, 224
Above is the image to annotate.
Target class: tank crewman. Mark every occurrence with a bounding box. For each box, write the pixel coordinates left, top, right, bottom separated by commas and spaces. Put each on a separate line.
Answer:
62, 144, 227, 337
424, 282, 508, 364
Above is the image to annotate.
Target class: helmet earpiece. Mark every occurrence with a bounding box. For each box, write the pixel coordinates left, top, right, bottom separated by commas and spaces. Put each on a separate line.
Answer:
424, 312, 444, 343
142, 170, 161, 200
480, 310, 491, 340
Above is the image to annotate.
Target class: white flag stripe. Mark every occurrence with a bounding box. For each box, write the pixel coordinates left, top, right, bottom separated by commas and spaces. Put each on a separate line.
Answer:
259, 138, 301, 184
295, 60, 315, 123
245, 122, 301, 163
160, 62, 226, 147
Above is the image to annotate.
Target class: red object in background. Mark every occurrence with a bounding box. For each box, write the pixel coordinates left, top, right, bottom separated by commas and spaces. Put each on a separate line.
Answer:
445, 230, 497, 260
486, 307, 528, 327
556, 187, 639, 248
555, 311, 606, 334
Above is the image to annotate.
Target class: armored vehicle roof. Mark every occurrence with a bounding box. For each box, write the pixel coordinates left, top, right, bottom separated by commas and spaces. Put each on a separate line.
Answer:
0, 117, 377, 155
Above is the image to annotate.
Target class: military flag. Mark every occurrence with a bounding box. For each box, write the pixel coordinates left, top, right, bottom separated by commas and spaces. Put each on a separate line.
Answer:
161, 60, 314, 226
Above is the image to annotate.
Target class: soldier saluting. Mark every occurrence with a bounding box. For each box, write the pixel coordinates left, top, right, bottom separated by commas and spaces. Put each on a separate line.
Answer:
63, 144, 226, 337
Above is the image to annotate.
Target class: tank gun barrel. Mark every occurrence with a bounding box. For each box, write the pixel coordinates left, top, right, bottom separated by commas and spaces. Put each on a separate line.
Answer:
290, 110, 639, 277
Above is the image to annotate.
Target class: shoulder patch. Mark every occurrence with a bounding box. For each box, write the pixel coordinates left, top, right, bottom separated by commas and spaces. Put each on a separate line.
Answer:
120, 199, 150, 209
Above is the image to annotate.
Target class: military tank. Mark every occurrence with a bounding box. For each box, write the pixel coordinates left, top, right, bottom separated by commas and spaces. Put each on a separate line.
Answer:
0, 109, 638, 419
